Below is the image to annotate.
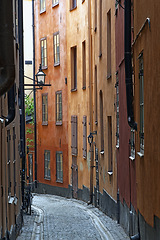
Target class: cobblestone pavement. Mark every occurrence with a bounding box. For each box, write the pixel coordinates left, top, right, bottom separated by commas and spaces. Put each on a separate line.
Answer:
17, 194, 130, 240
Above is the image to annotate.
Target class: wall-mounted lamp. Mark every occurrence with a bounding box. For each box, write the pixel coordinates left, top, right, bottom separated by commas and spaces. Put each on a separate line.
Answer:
24, 64, 51, 89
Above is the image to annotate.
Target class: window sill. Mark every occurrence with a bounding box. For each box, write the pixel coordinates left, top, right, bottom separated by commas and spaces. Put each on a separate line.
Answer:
116, 144, 119, 149
54, 62, 60, 67
42, 66, 48, 70
42, 122, 48, 126
56, 122, 62, 126
44, 177, 51, 181
129, 156, 135, 161
107, 74, 112, 80
99, 53, 102, 58
71, 88, 77, 92
137, 152, 144, 158
56, 180, 63, 184
70, 6, 77, 11
52, 2, 59, 8
8, 196, 15, 204
14, 196, 18, 205
95, 120, 98, 125
100, 150, 104, 155
40, 9, 46, 14
107, 171, 113, 176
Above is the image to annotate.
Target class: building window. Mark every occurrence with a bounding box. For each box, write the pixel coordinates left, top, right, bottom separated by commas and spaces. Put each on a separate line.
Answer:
100, 90, 104, 153
52, 0, 59, 7
99, 0, 102, 57
53, 32, 60, 66
40, 0, 46, 13
40, 38, 47, 68
95, 0, 97, 32
13, 127, 16, 195
28, 154, 33, 183
107, 9, 111, 78
115, 0, 118, 15
71, 115, 78, 156
14, 0, 18, 43
95, 65, 98, 124
7, 130, 11, 195
115, 72, 119, 147
56, 91, 62, 125
82, 41, 86, 89
70, 0, 77, 10
130, 129, 135, 160
42, 94, 48, 125
82, 116, 87, 159
44, 150, 50, 179
108, 116, 113, 173
71, 46, 77, 91
139, 54, 144, 154
56, 152, 63, 183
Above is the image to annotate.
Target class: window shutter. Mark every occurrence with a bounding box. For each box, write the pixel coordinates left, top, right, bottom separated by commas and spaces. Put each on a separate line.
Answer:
75, 115, 78, 155
82, 116, 87, 159
71, 115, 74, 155
71, 115, 78, 156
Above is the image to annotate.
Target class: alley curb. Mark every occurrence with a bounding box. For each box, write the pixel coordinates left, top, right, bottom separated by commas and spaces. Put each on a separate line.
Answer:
31, 205, 44, 240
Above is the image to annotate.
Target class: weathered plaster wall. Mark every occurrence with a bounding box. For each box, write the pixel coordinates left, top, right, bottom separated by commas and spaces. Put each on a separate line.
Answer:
35, 0, 69, 189
133, 0, 160, 228
93, 0, 117, 201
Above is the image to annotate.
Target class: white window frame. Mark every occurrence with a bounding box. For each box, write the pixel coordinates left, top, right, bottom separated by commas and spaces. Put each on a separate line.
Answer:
40, 0, 46, 13
44, 150, 50, 180
115, 72, 119, 148
53, 32, 60, 66
52, 0, 59, 7
130, 128, 135, 160
56, 152, 63, 183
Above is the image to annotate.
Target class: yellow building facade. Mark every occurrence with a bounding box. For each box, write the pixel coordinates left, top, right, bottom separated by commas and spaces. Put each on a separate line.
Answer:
67, 0, 117, 213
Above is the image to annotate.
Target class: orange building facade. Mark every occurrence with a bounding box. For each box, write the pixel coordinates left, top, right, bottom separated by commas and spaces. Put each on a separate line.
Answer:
133, 0, 160, 238
34, 0, 69, 196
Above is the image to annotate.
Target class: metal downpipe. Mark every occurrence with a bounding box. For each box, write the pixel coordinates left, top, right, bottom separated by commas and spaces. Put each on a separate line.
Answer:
124, 0, 137, 130
0, 0, 15, 96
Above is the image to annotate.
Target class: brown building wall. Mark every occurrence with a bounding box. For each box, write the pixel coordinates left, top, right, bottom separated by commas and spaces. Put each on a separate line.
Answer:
0, 50, 21, 238
35, 1, 69, 189
133, 0, 160, 228
0, 1, 22, 237
115, 2, 137, 210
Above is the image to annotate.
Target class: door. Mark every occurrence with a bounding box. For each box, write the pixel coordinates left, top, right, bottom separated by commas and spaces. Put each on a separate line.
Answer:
71, 156, 78, 199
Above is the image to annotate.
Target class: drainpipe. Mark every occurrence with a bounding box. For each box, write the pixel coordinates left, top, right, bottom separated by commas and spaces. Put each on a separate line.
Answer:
32, 0, 37, 188
0, 0, 15, 96
18, 0, 26, 207
88, 0, 93, 204
124, 0, 137, 130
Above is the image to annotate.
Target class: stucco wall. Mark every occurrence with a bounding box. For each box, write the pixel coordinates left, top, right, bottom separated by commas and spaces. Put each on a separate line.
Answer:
133, 0, 160, 228
35, 0, 69, 189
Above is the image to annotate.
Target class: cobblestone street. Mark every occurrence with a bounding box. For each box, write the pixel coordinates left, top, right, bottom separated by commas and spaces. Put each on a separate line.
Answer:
17, 194, 129, 240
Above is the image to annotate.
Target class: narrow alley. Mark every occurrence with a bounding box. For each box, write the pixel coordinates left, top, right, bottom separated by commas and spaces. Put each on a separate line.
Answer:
17, 194, 129, 240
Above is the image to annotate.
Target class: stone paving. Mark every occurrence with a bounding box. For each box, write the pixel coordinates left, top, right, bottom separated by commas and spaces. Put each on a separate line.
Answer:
17, 209, 36, 240
17, 194, 130, 240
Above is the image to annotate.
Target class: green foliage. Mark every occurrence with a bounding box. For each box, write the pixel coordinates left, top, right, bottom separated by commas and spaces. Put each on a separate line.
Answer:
25, 95, 34, 123
25, 95, 34, 150
26, 128, 34, 134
